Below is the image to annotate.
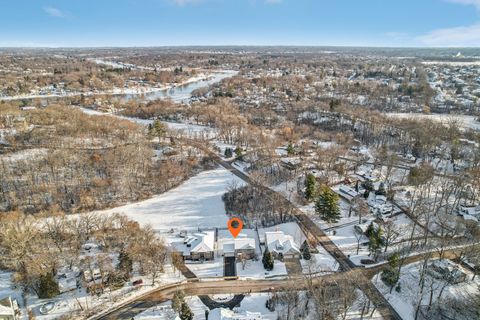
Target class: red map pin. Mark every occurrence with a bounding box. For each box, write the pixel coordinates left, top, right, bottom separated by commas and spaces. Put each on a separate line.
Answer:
227, 217, 243, 238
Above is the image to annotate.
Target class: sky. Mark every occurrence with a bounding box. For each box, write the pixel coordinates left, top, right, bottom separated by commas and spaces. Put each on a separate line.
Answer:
1, 0, 480, 47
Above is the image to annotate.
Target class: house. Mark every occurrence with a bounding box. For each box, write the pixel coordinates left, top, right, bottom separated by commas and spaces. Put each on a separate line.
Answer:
209, 308, 264, 320
265, 231, 301, 260
280, 157, 302, 171
83, 268, 103, 283
0, 296, 17, 320
140, 305, 180, 320
338, 185, 359, 200
427, 260, 467, 284
57, 266, 80, 293
221, 234, 256, 260
173, 231, 215, 261
368, 194, 393, 216
58, 275, 77, 293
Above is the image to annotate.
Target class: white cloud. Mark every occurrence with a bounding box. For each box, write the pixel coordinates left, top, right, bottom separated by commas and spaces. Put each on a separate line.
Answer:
171, 0, 281, 5
43, 6, 64, 17
446, 0, 480, 9
415, 1, 480, 46
172, 0, 201, 5
417, 23, 480, 46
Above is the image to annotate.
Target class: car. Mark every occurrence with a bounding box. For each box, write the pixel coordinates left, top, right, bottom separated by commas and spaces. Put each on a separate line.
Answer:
132, 279, 143, 286
360, 258, 375, 265
39, 301, 55, 315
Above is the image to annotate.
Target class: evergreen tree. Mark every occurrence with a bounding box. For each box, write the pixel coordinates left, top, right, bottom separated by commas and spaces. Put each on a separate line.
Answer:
315, 186, 340, 223
150, 119, 166, 140
363, 189, 370, 199
301, 241, 311, 260
37, 272, 60, 299
381, 253, 400, 293
172, 291, 185, 314
234, 147, 243, 161
304, 173, 316, 201
375, 182, 387, 196
362, 179, 374, 192
117, 249, 133, 279
287, 142, 295, 155
224, 148, 233, 158
262, 247, 274, 271
366, 223, 384, 261
180, 302, 193, 320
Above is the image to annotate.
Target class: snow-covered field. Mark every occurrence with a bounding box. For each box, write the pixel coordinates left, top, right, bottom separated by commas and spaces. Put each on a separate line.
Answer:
386, 112, 480, 131
93, 167, 244, 232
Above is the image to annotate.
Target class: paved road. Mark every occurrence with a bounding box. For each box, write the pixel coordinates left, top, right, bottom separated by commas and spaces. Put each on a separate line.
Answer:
91, 139, 469, 320
91, 245, 469, 320
186, 141, 402, 320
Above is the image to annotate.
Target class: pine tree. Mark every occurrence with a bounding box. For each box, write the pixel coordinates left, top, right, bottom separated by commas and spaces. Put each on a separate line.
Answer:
381, 253, 400, 293
287, 142, 295, 155
37, 272, 60, 299
376, 182, 387, 196
362, 179, 374, 192
172, 291, 185, 314
224, 148, 233, 158
150, 119, 166, 140
180, 302, 193, 320
315, 186, 340, 222
234, 147, 243, 160
304, 173, 316, 201
262, 247, 274, 271
367, 223, 384, 261
117, 249, 133, 280
301, 241, 311, 260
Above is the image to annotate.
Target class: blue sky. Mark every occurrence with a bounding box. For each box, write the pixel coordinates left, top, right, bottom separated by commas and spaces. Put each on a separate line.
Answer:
1, 0, 480, 47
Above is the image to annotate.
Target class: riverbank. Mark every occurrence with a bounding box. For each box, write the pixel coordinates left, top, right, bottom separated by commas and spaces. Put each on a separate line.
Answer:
0, 70, 236, 102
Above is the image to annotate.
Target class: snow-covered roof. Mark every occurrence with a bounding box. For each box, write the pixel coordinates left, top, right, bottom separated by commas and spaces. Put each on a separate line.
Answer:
265, 231, 300, 255
173, 231, 216, 256
208, 308, 264, 320
222, 234, 256, 254
190, 231, 215, 253
0, 297, 15, 316
58, 276, 77, 293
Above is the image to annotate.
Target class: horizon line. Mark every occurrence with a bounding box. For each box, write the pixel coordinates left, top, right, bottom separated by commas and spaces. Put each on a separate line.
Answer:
0, 45, 479, 49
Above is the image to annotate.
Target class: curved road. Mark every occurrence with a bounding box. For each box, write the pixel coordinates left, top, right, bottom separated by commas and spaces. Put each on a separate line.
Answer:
89, 139, 471, 320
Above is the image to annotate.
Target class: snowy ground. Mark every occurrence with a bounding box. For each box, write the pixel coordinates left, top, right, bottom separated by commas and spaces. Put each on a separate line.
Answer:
237, 260, 288, 279
373, 260, 479, 320
180, 227, 289, 280
186, 256, 225, 278
77, 106, 219, 140
148, 293, 276, 320
1, 265, 185, 320
386, 113, 480, 131
300, 245, 340, 274
92, 167, 244, 232
327, 212, 419, 266
303, 196, 357, 230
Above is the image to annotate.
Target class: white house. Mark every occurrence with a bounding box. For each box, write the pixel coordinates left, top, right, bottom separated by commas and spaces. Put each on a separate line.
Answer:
173, 231, 215, 261
220, 234, 257, 260
57, 266, 79, 293
265, 231, 301, 260
209, 308, 265, 320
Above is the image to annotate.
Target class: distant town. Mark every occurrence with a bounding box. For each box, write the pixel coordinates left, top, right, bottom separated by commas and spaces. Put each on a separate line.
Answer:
1, 46, 480, 320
